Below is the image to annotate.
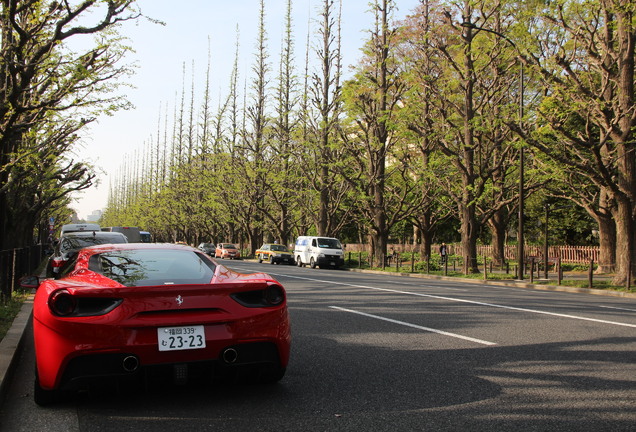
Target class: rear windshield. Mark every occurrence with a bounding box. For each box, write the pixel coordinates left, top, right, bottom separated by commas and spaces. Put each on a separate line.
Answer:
60, 234, 127, 254
271, 245, 289, 252
88, 249, 216, 286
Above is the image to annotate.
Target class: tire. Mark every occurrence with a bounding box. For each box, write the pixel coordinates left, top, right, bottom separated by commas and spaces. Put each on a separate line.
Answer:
258, 254, 263, 263
296, 256, 303, 267
310, 257, 316, 269
34, 371, 58, 406
269, 255, 275, 265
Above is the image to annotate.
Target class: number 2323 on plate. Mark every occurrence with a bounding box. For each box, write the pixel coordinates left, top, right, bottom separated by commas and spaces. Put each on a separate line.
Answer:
158, 325, 206, 351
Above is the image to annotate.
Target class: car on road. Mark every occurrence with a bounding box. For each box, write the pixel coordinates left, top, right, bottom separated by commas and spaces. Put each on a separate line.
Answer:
60, 223, 101, 235
256, 243, 295, 265
197, 242, 216, 255
48, 231, 128, 277
215, 243, 240, 259
294, 236, 345, 269
30, 242, 290, 405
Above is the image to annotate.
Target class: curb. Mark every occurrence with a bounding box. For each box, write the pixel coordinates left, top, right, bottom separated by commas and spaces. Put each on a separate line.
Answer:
0, 296, 34, 405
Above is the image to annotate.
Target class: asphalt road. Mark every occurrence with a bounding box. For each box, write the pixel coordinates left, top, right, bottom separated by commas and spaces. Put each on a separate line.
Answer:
1, 262, 635, 431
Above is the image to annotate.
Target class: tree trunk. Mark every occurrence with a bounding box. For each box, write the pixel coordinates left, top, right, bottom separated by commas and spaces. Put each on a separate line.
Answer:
460, 202, 479, 274
595, 212, 616, 274
416, 215, 433, 259
612, 197, 634, 286
487, 209, 507, 266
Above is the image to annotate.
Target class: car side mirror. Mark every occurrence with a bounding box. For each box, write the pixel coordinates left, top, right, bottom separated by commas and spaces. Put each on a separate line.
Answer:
19, 275, 40, 289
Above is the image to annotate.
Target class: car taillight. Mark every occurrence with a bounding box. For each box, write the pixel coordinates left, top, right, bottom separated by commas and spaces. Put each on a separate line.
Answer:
231, 284, 286, 308
264, 285, 285, 306
49, 290, 76, 316
51, 258, 66, 268
48, 289, 122, 317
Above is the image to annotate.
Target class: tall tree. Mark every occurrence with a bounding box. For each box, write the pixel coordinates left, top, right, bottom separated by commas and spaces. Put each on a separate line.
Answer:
517, 0, 636, 284
341, 0, 411, 261
0, 0, 141, 248
308, 0, 346, 236
260, 0, 300, 245
406, 0, 531, 273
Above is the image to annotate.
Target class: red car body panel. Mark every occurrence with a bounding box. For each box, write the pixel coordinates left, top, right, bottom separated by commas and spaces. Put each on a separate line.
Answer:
32, 243, 290, 391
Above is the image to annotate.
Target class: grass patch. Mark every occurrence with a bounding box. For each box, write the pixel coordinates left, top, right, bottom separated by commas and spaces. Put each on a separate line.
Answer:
0, 290, 30, 341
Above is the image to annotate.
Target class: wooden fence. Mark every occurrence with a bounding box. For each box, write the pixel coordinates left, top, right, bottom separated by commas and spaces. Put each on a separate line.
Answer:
344, 243, 599, 264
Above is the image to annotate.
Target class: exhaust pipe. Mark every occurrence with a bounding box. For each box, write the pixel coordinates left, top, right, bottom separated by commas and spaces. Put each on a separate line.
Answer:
122, 355, 139, 372
222, 348, 238, 364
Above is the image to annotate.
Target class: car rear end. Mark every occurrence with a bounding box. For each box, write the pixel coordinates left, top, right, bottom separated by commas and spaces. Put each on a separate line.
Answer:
33, 266, 290, 393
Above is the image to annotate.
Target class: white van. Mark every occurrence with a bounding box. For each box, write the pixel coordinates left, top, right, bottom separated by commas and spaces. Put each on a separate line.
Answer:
294, 236, 345, 269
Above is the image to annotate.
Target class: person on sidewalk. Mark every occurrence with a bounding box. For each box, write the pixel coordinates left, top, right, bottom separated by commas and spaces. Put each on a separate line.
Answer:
439, 243, 448, 265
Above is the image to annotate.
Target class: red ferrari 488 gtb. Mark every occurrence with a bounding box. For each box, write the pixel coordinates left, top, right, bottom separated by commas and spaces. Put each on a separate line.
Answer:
31, 243, 291, 405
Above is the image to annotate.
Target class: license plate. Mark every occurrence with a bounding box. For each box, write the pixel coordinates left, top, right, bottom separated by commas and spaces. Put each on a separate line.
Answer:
158, 325, 206, 351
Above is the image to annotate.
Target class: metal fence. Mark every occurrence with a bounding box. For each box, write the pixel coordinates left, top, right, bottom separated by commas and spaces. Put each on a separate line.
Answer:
345, 243, 600, 265
0, 245, 45, 299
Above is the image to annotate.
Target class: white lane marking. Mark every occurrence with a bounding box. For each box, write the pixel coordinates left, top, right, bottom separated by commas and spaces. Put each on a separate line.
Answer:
599, 305, 636, 313
272, 273, 636, 329
390, 281, 467, 291
329, 306, 496, 346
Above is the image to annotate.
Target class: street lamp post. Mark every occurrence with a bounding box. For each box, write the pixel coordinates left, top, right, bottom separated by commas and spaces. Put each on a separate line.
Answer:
461, 22, 525, 280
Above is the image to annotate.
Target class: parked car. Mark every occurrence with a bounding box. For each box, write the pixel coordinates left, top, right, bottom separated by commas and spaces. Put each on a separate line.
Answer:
48, 231, 128, 277
256, 243, 295, 265
30, 243, 290, 405
215, 243, 240, 259
198, 242, 216, 255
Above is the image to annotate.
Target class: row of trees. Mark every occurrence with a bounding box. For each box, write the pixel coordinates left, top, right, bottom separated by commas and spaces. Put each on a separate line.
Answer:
103, 0, 635, 285
101, 0, 635, 286
0, 1, 145, 248
1, 1, 632, 286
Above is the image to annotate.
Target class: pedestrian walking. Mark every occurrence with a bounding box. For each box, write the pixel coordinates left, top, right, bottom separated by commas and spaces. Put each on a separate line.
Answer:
439, 243, 448, 265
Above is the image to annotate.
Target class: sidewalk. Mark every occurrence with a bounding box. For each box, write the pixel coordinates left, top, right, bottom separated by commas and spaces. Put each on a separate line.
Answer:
347, 266, 636, 298
0, 295, 33, 403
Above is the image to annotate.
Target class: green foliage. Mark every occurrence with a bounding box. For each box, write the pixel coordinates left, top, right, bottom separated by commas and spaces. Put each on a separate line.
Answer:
83, 0, 634, 282
0, 290, 29, 341
0, 1, 142, 249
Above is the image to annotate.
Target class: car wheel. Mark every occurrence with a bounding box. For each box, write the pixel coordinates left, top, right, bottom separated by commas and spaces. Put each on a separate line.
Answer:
269, 255, 275, 265
258, 254, 263, 263
34, 371, 58, 406
310, 257, 316, 269
296, 256, 303, 267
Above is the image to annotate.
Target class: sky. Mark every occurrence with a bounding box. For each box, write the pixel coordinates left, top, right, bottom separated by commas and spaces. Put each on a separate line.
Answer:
72, 0, 422, 220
